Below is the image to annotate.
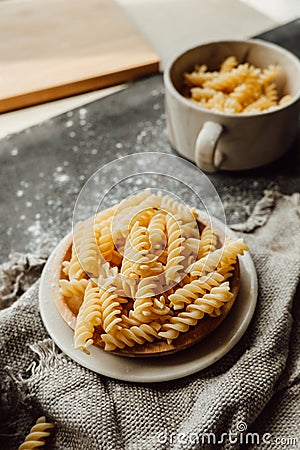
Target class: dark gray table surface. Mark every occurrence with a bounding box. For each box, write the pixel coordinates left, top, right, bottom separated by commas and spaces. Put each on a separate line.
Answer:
0, 22, 299, 262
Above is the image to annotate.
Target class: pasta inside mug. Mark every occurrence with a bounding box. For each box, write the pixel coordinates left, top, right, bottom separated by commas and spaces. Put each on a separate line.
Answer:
170, 39, 300, 113
164, 39, 300, 171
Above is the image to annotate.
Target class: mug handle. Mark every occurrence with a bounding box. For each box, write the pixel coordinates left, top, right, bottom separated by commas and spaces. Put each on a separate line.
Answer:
194, 121, 223, 172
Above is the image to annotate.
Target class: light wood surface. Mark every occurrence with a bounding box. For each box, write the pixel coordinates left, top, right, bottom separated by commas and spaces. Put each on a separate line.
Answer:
0, 0, 159, 113
50, 219, 240, 358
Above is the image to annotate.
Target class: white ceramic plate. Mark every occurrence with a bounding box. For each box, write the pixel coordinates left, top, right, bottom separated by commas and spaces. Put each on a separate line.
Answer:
39, 222, 257, 383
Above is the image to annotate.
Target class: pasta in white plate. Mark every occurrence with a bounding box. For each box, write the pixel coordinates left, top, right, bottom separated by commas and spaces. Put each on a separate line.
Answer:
59, 189, 249, 353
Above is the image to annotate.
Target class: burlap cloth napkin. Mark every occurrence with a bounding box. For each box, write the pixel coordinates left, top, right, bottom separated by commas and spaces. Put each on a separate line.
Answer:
0, 191, 299, 450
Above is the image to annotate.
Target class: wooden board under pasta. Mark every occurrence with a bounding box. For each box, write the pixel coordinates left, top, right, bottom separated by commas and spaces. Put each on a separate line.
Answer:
0, 0, 160, 113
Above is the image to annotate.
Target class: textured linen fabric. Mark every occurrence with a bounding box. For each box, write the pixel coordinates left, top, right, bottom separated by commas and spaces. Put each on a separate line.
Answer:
0, 192, 299, 450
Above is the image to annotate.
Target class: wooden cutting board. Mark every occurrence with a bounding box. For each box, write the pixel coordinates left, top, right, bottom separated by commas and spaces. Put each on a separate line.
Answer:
0, 0, 160, 113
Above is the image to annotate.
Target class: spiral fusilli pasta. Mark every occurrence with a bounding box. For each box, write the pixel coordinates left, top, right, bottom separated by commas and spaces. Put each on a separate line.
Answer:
148, 211, 166, 249
184, 57, 291, 113
98, 225, 114, 262
18, 416, 54, 450
73, 219, 100, 277
220, 56, 238, 73
165, 215, 186, 284
159, 193, 194, 223
74, 281, 102, 353
132, 277, 159, 320
198, 226, 217, 258
68, 250, 86, 280
159, 282, 232, 343
100, 284, 125, 334
120, 221, 149, 296
130, 207, 156, 229
59, 189, 249, 353
188, 238, 248, 277
114, 193, 161, 239
59, 278, 88, 298
169, 271, 224, 310
101, 322, 161, 351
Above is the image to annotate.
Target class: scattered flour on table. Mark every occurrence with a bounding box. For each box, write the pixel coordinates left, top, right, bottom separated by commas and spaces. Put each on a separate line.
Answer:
13, 163, 80, 254
25, 220, 55, 253
79, 108, 87, 118
53, 173, 70, 184
53, 166, 70, 184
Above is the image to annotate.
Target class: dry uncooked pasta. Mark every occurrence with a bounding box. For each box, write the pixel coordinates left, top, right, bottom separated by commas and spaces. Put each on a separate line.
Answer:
18, 416, 54, 450
59, 190, 249, 351
73, 281, 102, 353
184, 56, 292, 113
159, 282, 233, 344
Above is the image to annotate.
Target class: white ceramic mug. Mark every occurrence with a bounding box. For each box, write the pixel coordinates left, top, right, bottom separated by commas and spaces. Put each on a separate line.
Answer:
164, 39, 300, 172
